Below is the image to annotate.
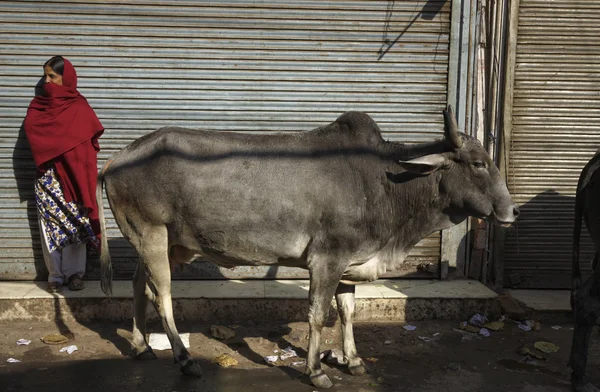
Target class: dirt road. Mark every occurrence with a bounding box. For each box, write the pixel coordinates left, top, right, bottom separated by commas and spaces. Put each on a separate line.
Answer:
0, 316, 598, 392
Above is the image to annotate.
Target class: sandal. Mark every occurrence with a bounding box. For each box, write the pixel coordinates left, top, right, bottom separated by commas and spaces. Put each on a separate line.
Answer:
47, 282, 63, 293
67, 275, 84, 291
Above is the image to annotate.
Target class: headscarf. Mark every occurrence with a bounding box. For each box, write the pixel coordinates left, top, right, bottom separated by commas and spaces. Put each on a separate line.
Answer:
24, 57, 104, 245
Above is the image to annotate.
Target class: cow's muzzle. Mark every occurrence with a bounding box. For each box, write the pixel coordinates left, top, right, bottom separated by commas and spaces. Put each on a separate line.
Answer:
493, 204, 520, 227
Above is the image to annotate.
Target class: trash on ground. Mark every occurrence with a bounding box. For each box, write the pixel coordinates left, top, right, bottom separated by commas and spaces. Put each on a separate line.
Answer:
16, 339, 31, 346
364, 356, 379, 363
433, 332, 440, 337
496, 293, 527, 320
41, 333, 71, 345
520, 355, 541, 366
384, 339, 394, 345
7, 358, 21, 363
551, 325, 562, 330
291, 360, 305, 367
418, 336, 433, 342
518, 323, 532, 332
334, 375, 343, 380
279, 347, 298, 360
453, 328, 480, 342
484, 321, 505, 331
534, 341, 559, 353
59, 345, 78, 354
459, 321, 481, 334
264, 355, 279, 363
469, 313, 488, 327
517, 345, 546, 360
148, 333, 190, 350
212, 353, 238, 368
321, 349, 348, 365
403, 325, 417, 331
479, 328, 490, 337
210, 325, 236, 340
518, 320, 541, 332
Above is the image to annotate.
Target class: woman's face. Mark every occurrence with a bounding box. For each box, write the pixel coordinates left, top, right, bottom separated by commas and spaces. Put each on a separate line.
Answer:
44, 64, 63, 86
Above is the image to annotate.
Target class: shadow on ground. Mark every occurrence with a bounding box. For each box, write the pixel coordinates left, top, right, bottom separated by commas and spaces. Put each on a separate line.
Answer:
2, 318, 598, 392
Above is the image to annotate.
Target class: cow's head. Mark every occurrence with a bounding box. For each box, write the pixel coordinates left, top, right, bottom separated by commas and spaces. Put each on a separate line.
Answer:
398, 106, 519, 226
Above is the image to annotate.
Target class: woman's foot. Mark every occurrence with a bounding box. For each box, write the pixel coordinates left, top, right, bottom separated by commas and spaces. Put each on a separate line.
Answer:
47, 282, 63, 293
67, 275, 84, 291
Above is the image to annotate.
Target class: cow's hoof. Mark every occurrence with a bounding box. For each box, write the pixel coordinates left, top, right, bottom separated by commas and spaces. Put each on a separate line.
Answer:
310, 372, 333, 389
181, 360, 203, 377
573, 382, 600, 392
348, 358, 368, 376
133, 347, 157, 360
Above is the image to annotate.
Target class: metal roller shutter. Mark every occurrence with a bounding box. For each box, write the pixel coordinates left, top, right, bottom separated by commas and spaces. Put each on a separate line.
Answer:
503, 0, 600, 288
1, 0, 450, 280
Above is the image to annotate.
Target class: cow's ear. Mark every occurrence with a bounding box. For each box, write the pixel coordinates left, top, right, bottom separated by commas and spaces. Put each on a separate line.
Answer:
397, 154, 448, 175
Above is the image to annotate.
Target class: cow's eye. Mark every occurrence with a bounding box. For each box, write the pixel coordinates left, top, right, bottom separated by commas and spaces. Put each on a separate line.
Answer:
472, 161, 486, 169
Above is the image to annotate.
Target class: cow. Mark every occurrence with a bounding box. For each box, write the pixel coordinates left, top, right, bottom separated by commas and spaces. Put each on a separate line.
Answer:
570, 149, 600, 392
96, 106, 519, 388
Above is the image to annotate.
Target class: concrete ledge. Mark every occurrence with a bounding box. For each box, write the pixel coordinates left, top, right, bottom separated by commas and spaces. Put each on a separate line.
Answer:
0, 279, 499, 322
509, 289, 570, 312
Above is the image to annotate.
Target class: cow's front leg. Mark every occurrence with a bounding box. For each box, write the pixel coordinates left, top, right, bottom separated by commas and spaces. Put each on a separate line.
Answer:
306, 265, 344, 389
570, 275, 600, 392
335, 282, 367, 376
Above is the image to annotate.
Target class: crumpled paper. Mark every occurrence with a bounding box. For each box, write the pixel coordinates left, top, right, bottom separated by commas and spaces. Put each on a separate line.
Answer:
148, 333, 190, 350
279, 347, 297, 360
469, 314, 488, 327
59, 345, 78, 354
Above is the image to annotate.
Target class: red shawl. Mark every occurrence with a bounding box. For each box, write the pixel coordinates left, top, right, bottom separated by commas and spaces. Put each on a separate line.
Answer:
24, 57, 104, 245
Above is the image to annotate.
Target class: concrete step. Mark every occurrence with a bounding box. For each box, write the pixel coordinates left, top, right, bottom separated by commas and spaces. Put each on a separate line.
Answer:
509, 289, 570, 312
0, 279, 498, 322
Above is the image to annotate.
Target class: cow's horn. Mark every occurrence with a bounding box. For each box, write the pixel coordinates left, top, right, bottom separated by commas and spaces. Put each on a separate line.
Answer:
443, 105, 463, 149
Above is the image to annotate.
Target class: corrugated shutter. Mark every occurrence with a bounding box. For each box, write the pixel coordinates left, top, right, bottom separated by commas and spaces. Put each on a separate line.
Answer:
503, 0, 600, 288
1, 0, 450, 280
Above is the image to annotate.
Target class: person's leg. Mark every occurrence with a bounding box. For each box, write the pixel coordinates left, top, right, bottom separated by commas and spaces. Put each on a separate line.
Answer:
62, 243, 86, 290
38, 216, 64, 291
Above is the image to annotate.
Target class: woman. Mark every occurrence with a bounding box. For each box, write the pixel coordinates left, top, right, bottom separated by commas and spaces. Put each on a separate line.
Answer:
24, 56, 104, 292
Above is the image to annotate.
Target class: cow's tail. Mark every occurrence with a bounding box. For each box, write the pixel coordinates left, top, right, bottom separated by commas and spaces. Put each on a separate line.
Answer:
571, 183, 585, 311
97, 164, 113, 299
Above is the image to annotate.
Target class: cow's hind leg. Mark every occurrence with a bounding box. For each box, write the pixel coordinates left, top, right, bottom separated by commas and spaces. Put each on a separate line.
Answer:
141, 227, 202, 377
130, 261, 156, 360
305, 262, 346, 389
335, 283, 367, 376
570, 270, 600, 392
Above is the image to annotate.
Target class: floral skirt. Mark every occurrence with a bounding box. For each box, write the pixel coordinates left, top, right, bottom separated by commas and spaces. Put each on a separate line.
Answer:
35, 167, 99, 253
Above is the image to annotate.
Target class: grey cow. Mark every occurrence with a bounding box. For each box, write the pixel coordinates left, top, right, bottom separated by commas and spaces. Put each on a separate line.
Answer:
571, 150, 600, 392
97, 106, 519, 388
